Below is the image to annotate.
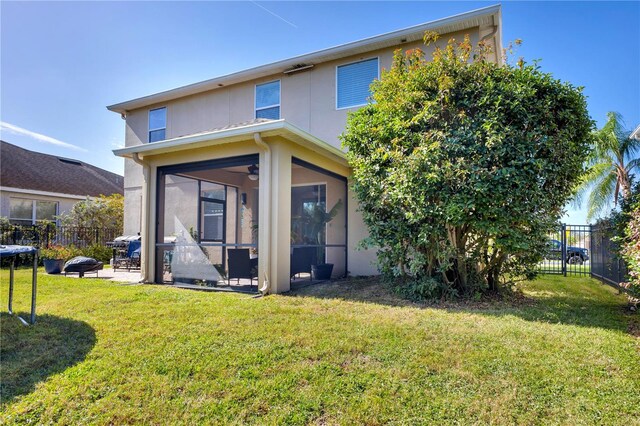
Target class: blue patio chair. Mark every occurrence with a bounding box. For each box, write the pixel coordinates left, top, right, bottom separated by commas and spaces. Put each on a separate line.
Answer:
113, 240, 141, 272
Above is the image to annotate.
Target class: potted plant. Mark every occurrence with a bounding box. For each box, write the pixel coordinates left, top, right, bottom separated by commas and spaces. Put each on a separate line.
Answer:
40, 245, 74, 274
303, 199, 343, 280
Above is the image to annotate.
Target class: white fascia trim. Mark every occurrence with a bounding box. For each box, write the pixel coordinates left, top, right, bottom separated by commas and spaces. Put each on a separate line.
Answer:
112, 119, 347, 163
0, 186, 89, 200
106, 4, 501, 114
631, 124, 640, 140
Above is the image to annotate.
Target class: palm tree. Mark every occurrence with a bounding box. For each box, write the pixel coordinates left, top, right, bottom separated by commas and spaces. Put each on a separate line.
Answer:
576, 112, 640, 221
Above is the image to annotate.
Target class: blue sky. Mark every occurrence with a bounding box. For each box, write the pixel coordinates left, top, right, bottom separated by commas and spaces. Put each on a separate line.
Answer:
1, 1, 639, 223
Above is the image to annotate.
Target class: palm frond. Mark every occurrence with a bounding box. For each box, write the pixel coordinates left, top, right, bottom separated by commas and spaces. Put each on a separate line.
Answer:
582, 112, 638, 221
586, 171, 617, 222
572, 161, 613, 208
622, 134, 640, 159
626, 157, 640, 173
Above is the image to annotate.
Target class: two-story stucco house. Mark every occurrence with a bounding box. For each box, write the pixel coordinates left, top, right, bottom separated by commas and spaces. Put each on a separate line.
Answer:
109, 5, 503, 293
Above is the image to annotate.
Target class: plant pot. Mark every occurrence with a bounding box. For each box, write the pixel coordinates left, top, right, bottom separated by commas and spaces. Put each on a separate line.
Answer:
312, 263, 334, 280
43, 258, 65, 274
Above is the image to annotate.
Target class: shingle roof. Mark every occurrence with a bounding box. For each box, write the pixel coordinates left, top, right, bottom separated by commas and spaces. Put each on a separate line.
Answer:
174, 118, 274, 139
0, 141, 123, 197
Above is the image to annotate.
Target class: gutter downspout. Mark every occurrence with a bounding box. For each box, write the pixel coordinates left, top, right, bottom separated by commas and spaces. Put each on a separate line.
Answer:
480, 24, 499, 64
253, 133, 271, 294
132, 153, 150, 283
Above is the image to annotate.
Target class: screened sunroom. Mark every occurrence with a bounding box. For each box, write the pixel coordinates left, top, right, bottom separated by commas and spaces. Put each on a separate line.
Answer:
114, 120, 351, 294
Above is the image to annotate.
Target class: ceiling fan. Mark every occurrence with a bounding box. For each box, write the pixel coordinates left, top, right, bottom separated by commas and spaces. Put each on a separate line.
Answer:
247, 164, 259, 181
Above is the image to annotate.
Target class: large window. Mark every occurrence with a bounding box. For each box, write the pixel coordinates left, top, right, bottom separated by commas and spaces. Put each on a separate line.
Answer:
336, 57, 378, 109
149, 107, 167, 142
9, 198, 58, 225
255, 80, 280, 119
201, 182, 226, 242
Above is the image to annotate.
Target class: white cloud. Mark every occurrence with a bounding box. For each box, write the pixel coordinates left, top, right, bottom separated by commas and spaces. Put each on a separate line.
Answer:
0, 121, 87, 152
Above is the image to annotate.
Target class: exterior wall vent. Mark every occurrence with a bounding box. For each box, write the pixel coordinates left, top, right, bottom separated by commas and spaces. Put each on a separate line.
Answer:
58, 158, 83, 166
283, 64, 315, 75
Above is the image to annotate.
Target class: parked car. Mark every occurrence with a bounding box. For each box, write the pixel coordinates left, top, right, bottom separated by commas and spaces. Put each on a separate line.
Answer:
546, 239, 590, 264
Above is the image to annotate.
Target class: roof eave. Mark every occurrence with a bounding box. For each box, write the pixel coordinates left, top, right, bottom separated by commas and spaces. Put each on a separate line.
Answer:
112, 120, 348, 166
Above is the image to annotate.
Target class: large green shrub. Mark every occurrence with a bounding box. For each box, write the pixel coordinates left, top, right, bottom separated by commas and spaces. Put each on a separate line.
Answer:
341, 35, 593, 298
58, 194, 124, 231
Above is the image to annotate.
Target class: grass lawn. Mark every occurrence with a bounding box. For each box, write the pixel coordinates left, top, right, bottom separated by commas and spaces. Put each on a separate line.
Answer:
1, 270, 639, 425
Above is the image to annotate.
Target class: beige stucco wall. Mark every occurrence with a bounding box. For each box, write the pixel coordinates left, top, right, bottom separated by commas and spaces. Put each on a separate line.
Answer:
123, 187, 142, 235
122, 28, 480, 150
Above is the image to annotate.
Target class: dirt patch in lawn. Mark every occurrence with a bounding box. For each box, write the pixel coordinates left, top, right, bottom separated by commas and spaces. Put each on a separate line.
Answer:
288, 276, 535, 311
626, 313, 640, 338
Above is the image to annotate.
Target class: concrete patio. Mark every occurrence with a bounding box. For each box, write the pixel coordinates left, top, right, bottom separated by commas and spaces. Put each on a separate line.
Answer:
60, 267, 142, 284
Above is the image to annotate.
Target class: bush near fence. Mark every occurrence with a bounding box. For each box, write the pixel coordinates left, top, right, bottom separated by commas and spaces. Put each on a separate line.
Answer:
0, 223, 120, 248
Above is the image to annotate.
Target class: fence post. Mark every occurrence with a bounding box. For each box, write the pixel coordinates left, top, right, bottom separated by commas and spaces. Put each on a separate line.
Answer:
617, 258, 622, 285
561, 223, 567, 276
589, 224, 593, 279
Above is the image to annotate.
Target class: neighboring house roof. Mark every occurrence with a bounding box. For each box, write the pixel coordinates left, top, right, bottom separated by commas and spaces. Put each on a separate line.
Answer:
0, 140, 124, 197
107, 4, 502, 114
112, 119, 348, 167
631, 124, 640, 141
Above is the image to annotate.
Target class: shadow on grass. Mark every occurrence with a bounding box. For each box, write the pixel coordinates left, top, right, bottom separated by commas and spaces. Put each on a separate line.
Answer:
1, 313, 96, 404
287, 277, 630, 332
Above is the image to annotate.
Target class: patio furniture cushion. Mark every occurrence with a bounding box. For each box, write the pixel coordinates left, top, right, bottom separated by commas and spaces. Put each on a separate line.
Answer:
64, 256, 104, 276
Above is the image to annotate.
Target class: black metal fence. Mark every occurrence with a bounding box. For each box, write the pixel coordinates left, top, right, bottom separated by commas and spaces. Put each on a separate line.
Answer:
0, 224, 120, 248
536, 222, 629, 286
591, 223, 628, 286
537, 224, 592, 277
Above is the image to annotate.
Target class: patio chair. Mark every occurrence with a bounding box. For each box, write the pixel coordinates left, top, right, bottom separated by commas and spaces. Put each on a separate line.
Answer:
227, 248, 258, 288
113, 240, 141, 272
290, 247, 316, 281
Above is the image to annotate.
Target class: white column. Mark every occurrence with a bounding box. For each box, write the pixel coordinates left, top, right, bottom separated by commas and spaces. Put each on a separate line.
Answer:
269, 142, 292, 293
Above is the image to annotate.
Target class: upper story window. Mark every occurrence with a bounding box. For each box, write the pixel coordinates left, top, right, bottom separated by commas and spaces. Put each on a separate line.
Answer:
255, 80, 280, 120
9, 198, 58, 225
149, 107, 167, 142
336, 57, 379, 109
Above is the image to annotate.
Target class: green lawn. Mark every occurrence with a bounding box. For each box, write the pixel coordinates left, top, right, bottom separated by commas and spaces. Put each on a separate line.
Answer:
1, 271, 638, 425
